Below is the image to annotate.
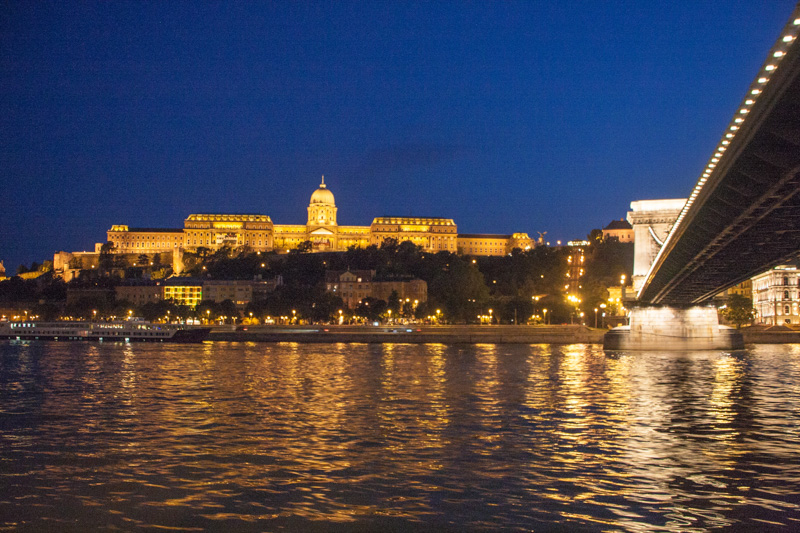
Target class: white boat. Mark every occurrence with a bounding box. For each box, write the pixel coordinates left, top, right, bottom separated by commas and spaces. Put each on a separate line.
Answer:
0, 320, 210, 343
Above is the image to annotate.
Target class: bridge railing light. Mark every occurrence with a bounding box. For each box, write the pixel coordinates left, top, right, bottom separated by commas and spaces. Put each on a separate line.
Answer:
638, 5, 800, 302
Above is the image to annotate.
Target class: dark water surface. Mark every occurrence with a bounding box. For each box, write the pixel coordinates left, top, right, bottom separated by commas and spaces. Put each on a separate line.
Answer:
1, 341, 799, 531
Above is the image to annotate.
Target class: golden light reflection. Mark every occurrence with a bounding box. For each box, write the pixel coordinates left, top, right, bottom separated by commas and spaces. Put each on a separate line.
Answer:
710, 354, 743, 432
6, 341, 800, 530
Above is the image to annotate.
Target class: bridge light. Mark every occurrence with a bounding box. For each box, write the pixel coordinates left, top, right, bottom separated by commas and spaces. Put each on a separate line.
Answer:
751, 89, 761, 95
765, 64, 776, 71
711, 158, 719, 163
739, 108, 749, 114
735, 118, 743, 123
773, 51, 785, 58
758, 77, 768, 84
783, 35, 794, 42
794, 18, 800, 25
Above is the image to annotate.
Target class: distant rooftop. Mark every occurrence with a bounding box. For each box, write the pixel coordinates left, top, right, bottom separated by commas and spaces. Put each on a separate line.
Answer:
186, 214, 271, 222
372, 217, 455, 225
127, 227, 184, 233
458, 233, 511, 239
603, 219, 632, 231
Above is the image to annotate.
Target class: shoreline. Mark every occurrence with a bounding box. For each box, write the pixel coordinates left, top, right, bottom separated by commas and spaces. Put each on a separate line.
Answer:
210, 324, 605, 344
206, 324, 800, 345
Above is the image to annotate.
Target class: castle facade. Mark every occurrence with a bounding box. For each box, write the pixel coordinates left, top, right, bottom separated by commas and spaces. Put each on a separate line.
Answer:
99, 178, 534, 256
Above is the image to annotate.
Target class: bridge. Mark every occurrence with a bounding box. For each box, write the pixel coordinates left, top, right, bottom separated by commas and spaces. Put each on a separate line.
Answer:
606, 8, 800, 350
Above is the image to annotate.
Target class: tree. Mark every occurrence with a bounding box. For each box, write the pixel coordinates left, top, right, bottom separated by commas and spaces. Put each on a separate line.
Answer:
355, 297, 387, 321
722, 294, 755, 328
217, 299, 241, 323
387, 290, 401, 314
290, 241, 313, 254
429, 258, 490, 322
587, 229, 604, 244
99, 242, 116, 274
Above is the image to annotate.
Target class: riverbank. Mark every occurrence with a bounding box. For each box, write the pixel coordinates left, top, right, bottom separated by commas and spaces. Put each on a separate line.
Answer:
740, 324, 800, 344
206, 323, 800, 345
209, 324, 606, 344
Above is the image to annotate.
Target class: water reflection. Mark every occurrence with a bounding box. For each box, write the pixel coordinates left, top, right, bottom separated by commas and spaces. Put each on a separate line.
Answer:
1, 342, 800, 531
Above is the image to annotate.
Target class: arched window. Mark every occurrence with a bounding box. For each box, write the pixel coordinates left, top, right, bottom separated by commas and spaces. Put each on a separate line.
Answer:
785, 305, 790, 315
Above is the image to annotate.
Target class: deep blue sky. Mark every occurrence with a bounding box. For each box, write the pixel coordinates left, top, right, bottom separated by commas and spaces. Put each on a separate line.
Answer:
1, 1, 796, 271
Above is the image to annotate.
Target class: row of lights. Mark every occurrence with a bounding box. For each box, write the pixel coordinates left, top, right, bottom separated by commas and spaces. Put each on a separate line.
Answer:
645, 13, 800, 297
674, 15, 799, 230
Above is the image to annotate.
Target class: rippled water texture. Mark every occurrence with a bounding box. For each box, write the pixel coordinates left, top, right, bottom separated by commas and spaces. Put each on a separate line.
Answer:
2, 342, 800, 531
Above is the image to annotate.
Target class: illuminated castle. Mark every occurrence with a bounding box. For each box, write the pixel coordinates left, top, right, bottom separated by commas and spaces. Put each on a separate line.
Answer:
101, 177, 534, 257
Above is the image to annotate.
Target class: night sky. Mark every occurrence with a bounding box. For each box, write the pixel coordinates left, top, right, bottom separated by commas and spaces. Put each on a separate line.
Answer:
2, 1, 796, 271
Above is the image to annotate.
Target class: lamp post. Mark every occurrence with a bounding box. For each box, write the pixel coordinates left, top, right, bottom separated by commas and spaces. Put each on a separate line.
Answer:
594, 307, 598, 328
543, 308, 548, 325
489, 309, 493, 325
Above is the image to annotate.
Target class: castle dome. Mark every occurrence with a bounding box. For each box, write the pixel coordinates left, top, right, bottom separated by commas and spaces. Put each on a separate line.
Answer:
310, 175, 335, 205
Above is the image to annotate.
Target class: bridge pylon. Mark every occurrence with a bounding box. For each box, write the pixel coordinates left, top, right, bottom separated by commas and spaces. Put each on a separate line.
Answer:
604, 305, 743, 351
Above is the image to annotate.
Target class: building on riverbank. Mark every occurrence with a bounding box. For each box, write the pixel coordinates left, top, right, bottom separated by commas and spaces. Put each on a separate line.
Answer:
325, 270, 427, 310
752, 264, 800, 326
53, 178, 538, 279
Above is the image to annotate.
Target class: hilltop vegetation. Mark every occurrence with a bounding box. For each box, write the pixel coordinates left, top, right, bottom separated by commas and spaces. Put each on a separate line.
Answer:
2, 239, 633, 324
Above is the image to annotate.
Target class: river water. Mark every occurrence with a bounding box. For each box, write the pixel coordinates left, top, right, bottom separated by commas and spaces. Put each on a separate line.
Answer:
1, 341, 799, 531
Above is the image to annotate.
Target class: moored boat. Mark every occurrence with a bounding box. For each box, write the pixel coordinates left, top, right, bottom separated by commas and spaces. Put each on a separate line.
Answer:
0, 320, 210, 343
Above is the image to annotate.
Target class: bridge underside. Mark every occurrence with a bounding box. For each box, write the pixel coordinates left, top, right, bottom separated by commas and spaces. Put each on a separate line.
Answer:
640, 37, 800, 306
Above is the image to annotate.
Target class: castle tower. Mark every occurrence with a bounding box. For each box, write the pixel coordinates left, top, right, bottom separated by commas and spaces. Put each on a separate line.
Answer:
307, 175, 338, 226
306, 176, 338, 250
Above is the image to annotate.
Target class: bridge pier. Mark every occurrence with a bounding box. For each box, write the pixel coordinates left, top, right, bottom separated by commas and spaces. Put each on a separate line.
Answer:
603, 306, 743, 351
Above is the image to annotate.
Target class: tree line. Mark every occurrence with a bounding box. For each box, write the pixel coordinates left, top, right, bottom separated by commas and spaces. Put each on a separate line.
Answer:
3, 238, 634, 325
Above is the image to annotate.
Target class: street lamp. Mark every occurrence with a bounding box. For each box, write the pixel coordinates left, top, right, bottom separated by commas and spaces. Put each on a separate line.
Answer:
543, 308, 548, 324
488, 309, 493, 324
594, 308, 598, 328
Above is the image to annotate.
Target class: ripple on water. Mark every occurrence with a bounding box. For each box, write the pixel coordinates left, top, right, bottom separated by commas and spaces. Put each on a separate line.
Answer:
1, 342, 800, 530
